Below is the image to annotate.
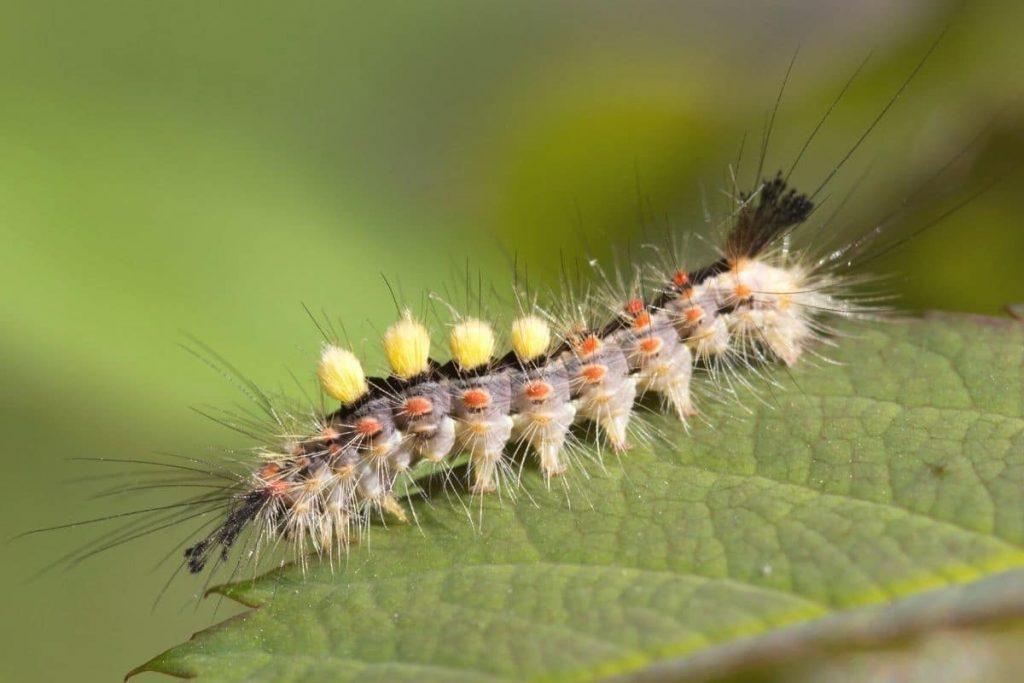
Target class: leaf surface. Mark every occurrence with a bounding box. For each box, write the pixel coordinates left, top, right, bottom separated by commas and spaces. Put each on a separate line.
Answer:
135, 313, 1024, 682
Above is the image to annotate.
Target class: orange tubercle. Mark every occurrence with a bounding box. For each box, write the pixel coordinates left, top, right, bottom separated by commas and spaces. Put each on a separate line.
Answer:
462, 387, 492, 409
579, 334, 601, 356
524, 381, 552, 401
267, 480, 290, 497
403, 396, 433, 418
638, 337, 662, 355
355, 417, 382, 437
580, 364, 607, 383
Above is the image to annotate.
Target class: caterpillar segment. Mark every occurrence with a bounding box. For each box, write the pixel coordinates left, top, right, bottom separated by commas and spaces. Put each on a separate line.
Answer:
613, 299, 696, 421
347, 397, 410, 522
687, 259, 823, 367
184, 174, 832, 572
446, 319, 516, 494
561, 330, 637, 452
383, 311, 457, 465
662, 271, 733, 361
390, 380, 456, 464
509, 316, 575, 480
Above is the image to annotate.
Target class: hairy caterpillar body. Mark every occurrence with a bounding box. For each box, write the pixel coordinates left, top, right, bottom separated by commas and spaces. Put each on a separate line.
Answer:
180, 172, 841, 575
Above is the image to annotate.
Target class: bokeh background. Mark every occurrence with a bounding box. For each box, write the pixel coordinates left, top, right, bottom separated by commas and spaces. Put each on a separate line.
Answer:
2, 1, 1022, 681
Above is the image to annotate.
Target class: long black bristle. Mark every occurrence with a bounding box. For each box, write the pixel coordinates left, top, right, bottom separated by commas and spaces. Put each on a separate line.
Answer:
184, 489, 268, 574
726, 172, 814, 260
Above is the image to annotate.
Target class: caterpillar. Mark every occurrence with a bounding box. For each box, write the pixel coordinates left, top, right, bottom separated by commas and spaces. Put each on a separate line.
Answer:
23, 39, 975, 588
177, 169, 851, 575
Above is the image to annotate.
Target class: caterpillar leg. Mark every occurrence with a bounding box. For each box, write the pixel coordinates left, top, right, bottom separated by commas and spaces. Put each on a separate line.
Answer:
638, 343, 696, 420
580, 376, 637, 452
457, 415, 515, 493
512, 401, 576, 479
411, 416, 457, 463
355, 458, 409, 523
380, 494, 409, 523
323, 483, 352, 549
619, 305, 697, 421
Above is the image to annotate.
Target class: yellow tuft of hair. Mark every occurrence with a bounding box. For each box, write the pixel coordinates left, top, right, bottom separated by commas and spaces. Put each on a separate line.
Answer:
318, 345, 368, 405
384, 310, 431, 380
511, 315, 550, 361
449, 318, 495, 370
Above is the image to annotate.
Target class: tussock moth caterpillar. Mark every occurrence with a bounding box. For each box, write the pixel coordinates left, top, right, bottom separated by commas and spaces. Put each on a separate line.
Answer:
17, 35, 1006, 597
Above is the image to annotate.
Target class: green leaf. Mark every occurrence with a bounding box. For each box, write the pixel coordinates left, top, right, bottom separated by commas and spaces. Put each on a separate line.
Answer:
133, 313, 1024, 682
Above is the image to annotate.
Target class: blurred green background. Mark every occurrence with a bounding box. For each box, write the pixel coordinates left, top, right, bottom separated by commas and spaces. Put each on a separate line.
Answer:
2, 1, 1022, 681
